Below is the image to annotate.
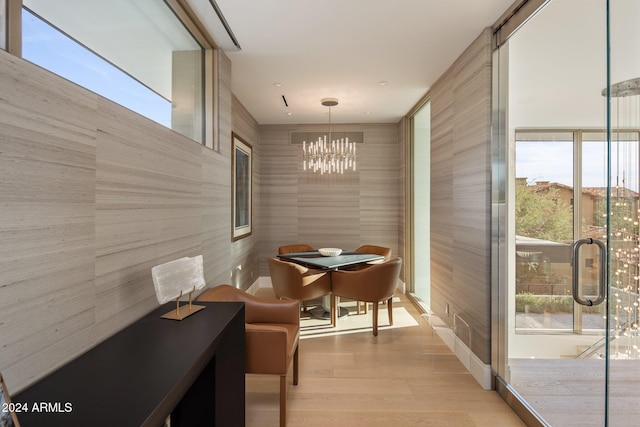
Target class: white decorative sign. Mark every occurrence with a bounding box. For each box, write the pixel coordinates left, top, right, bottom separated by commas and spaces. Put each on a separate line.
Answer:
151, 255, 205, 305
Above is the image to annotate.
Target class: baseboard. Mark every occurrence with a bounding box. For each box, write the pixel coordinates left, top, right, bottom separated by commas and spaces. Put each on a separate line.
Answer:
431, 316, 492, 390
246, 276, 270, 295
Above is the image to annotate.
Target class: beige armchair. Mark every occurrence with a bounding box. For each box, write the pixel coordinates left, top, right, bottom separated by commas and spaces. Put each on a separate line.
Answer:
277, 245, 316, 313
268, 257, 336, 326
197, 284, 300, 427
355, 244, 392, 263
278, 244, 315, 254
352, 245, 392, 314
331, 258, 402, 336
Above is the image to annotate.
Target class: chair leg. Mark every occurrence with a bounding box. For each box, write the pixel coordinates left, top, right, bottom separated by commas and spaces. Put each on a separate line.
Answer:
276, 347, 298, 427
357, 300, 361, 315
388, 297, 393, 325
372, 302, 378, 336
293, 345, 299, 386
357, 301, 368, 314
280, 374, 287, 427
330, 295, 337, 327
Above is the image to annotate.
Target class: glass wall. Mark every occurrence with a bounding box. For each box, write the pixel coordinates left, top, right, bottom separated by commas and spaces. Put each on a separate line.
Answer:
411, 100, 431, 308
494, 0, 640, 425
0, 0, 6, 50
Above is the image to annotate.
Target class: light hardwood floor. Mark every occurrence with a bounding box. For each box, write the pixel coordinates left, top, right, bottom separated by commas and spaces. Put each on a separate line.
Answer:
248, 289, 526, 426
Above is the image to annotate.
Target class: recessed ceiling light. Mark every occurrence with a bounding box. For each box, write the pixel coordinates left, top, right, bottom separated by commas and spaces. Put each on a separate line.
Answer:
364, 111, 371, 115
273, 82, 283, 87
287, 112, 293, 116
378, 81, 388, 86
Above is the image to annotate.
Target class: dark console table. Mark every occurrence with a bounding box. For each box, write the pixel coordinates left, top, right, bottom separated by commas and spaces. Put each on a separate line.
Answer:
14, 301, 245, 427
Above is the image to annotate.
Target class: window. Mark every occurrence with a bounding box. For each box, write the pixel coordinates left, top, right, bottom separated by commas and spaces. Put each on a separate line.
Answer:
0, 0, 6, 50
22, 0, 204, 143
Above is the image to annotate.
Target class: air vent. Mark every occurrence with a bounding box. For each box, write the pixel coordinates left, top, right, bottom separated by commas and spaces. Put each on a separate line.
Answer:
290, 131, 364, 145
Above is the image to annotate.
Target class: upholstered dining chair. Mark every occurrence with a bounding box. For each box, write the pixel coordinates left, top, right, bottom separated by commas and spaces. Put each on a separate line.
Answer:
268, 257, 336, 326
352, 245, 392, 314
354, 244, 392, 263
331, 257, 402, 336
278, 243, 315, 254
197, 284, 299, 427
277, 245, 316, 312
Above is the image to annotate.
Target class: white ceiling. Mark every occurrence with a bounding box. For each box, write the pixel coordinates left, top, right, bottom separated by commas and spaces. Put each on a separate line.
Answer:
198, 0, 516, 125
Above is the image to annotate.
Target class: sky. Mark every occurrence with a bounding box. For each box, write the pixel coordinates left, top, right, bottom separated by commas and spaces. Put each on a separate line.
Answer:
516, 139, 639, 192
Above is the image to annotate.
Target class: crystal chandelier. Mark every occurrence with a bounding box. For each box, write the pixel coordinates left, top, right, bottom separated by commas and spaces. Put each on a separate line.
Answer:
302, 98, 357, 174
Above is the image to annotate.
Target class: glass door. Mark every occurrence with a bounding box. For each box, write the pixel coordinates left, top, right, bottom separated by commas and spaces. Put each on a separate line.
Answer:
509, 129, 608, 425
492, 0, 640, 425
606, 1, 640, 422
514, 130, 608, 336
603, 129, 640, 425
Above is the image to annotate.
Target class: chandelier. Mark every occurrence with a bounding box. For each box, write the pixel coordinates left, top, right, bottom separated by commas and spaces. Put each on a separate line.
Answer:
302, 98, 357, 174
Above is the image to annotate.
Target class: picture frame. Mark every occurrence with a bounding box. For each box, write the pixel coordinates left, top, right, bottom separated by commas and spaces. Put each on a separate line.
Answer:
1, 373, 20, 427
231, 132, 252, 241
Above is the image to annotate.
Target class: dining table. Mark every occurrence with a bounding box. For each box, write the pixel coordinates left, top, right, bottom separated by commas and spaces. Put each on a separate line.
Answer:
276, 250, 384, 270
276, 250, 385, 319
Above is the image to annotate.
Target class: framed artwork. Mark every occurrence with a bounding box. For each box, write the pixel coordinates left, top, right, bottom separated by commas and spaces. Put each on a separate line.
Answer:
1, 373, 20, 427
232, 132, 252, 241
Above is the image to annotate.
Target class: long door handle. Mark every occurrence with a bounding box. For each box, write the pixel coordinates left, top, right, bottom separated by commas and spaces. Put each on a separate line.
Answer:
572, 238, 606, 306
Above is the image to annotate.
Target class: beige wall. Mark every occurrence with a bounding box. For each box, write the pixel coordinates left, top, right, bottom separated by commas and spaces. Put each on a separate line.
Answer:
258, 123, 402, 278
0, 43, 401, 393
0, 48, 259, 392
430, 28, 493, 363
